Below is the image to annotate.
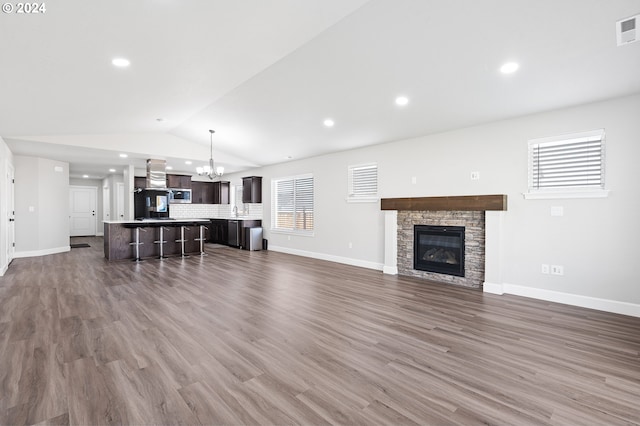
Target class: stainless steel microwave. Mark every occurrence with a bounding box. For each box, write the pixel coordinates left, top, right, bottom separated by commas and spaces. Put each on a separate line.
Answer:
169, 189, 192, 204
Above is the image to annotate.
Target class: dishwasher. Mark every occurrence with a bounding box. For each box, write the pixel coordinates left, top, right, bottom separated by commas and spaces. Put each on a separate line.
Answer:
228, 220, 240, 247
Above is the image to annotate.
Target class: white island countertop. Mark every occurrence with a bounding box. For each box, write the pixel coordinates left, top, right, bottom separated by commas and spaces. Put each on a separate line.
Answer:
103, 218, 211, 224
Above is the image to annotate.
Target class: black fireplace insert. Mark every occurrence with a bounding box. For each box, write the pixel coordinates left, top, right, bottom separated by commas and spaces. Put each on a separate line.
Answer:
414, 225, 465, 277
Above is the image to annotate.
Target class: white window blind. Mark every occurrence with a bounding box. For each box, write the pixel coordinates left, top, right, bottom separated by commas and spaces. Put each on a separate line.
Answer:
348, 163, 378, 200
272, 174, 314, 233
528, 129, 605, 191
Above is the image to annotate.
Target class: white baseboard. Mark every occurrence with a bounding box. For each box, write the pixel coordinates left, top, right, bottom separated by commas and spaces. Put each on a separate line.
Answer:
269, 245, 384, 271
95, 232, 104, 237
0, 263, 7, 277
383, 266, 398, 275
14, 246, 71, 259
483, 282, 640, 318
482, 281, 504, 295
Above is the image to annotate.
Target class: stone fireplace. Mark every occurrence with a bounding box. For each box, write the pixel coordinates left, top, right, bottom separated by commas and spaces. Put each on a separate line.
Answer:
381, 195, 507, 290
399, 211, 484, 288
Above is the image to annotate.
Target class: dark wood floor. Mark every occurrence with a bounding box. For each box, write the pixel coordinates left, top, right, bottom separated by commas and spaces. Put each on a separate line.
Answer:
1, 237, 639, 425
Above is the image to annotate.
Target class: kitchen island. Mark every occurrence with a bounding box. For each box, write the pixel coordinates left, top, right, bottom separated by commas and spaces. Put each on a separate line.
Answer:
103, 219, 210, 261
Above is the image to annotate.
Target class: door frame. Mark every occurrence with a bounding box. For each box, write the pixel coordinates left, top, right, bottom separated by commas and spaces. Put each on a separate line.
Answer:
6, 162, 15, 266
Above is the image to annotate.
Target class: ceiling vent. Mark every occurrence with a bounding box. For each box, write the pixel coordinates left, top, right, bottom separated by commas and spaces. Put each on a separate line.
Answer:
616, 14, 639, 46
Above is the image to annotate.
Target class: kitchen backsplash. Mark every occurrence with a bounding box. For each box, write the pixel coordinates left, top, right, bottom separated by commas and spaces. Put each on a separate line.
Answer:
170, 203, 263, 220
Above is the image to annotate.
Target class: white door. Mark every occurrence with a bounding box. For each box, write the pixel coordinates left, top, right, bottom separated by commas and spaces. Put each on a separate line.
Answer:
69, 186, 97, 236
116, 182, 125, 221
103, 186, 110, 221
7, 164, 15, 264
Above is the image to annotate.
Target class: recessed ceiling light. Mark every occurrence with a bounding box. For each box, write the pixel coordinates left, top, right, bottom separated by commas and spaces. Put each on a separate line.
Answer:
119, 153, 128, 158
500, 62, 519, 74
109, 168, 116, 173
323, 118, 335, 127
156, 118, 164, 122
82, 174, 89, 178
166, 166, 173, 170
185, 161, 192, 165
395, 96, 409, 106
285, 156, 293, 159
112, 58, 130, 68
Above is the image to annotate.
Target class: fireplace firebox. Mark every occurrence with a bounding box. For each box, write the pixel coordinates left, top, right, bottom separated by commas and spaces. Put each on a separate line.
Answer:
414, 225, 465, 277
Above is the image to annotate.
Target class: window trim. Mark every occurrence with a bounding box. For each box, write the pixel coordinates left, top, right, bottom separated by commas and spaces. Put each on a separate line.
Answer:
271, 173, 315, 235
347, 162, 378, 203
523, 129, 609, 200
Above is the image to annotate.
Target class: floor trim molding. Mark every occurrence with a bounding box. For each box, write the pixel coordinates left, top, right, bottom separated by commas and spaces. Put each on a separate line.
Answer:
14, 246, 71, 259
269, 245, 384, 271
484, 281, 640, 318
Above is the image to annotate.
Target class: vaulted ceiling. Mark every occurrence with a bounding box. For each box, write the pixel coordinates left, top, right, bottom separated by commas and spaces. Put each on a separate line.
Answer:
2, 0, 639, 178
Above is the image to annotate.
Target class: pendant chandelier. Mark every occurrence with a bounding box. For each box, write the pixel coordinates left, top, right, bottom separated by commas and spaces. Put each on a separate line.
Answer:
196, 129, 224, 179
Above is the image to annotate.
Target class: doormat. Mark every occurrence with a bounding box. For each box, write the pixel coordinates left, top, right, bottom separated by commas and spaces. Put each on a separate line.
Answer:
70, 243, 90, 248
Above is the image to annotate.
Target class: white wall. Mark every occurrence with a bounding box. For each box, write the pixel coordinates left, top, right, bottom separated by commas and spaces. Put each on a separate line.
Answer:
13, 156, 70, 257
226, 93, 640, 310
0, 137, 14, 275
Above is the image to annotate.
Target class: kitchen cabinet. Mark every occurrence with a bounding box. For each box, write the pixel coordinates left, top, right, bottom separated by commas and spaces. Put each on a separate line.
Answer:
242, 176, 262, 203
239, 220, 262, 249
166, 174, 192, 189
209, 219, 228, 244
210, 219, 261, 248
228, 219, 262, 248
134, 176, 146, 189
213, 181, 230, 204
191, 181, 214, 204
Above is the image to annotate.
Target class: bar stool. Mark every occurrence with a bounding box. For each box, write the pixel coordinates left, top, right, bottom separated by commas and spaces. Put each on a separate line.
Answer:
154, 225, 169, 259
195, 224, 208, 256
127, 225, 146, 262
175, 224, 191, 258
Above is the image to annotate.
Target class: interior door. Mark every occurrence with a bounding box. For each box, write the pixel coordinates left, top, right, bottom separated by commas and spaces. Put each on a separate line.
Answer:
116, 182, 125, 221
7, 164, 15, 264
103, 186, 110, 221
69, 186, 97, 236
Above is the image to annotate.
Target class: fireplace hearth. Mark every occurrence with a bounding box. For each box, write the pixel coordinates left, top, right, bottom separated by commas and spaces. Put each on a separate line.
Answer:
414, 225, 465, 277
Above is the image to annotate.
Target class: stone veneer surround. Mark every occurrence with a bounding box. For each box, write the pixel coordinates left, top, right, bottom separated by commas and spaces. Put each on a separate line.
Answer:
397, 210, 485, 288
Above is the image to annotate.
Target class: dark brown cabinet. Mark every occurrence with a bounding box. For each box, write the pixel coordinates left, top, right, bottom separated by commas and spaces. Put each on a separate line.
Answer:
166, 174, 192, 189
191, 181, 214, 204
213, 181, 230, 204
134, 176, 146, 189
209, 219, 228, 244
242, 176, 262, 203
239, 220, 261, 249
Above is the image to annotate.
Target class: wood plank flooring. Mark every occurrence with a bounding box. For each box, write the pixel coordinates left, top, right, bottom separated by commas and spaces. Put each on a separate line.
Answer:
1, 237, 639, 425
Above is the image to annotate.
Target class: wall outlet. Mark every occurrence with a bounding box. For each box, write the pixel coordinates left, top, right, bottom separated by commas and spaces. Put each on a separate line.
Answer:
411, 176, 417, 184
541, 264, 549, 274
287, 235, 291, 241
550, 265, 564, 276
470, 171, 480, 180
348, 242, 353, 249
550, 206, 564, 217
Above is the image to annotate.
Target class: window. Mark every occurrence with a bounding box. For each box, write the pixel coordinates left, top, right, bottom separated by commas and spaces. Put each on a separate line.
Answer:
348, 163, 378, 202
272, 174, 314, 233
525, 129, 609, 199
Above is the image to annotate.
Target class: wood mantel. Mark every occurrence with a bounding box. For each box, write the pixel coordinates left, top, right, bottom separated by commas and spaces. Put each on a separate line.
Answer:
380, 194, 507, 211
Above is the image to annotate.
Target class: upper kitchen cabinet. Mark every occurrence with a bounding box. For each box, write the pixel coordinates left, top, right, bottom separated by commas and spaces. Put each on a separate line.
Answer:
242, 176, 262, 203
213, 181, 230, 204
191, 181, 214, 204
166, 174, 192, 189
134, 176, 146, 189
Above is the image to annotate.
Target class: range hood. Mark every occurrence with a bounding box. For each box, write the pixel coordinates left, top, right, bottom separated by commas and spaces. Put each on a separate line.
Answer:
146, 159, 167, 189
